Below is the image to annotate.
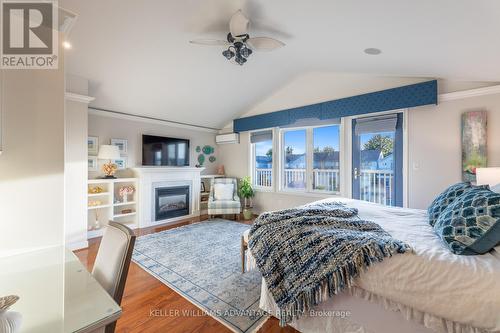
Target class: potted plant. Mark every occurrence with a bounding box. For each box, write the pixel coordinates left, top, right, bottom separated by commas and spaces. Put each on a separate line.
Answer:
238, 176, 255, 220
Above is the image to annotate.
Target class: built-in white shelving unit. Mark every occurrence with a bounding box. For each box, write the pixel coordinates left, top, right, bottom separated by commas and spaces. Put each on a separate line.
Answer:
87, 178, 138, 239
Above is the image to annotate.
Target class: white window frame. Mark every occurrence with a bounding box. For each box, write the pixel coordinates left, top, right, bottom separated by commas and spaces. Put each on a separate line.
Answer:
249, 128, 276, 192
247, 110, 407, 205
278, 123, 342, 195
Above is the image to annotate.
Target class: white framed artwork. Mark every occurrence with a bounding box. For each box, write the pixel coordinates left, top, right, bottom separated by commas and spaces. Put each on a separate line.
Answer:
88, 136, 99, 155
88, 156, 98, 171
111, 138, 128, 155
114, 157, 127, 170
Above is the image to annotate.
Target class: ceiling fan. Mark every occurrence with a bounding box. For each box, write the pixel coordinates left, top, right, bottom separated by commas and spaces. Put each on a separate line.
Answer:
190, 10, 285, 66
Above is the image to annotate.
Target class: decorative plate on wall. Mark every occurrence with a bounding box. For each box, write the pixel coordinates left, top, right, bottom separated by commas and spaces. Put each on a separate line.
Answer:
197, 154, 205, 166
202, 145, 215, 155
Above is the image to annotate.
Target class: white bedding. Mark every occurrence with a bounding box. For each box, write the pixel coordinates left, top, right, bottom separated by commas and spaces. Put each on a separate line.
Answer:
248, 198, 500, 332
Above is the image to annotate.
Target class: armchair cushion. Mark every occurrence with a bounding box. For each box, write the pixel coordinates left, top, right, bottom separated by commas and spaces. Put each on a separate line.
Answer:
213, 183, 235, 201
208, 199, 241, 209
208, 177, 241, 215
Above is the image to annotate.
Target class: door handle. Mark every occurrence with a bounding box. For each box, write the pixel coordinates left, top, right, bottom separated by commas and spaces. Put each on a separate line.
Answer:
354, 168, 360, 180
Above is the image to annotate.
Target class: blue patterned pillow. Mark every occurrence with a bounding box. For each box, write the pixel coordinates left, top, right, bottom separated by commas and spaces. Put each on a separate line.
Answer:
428, 182, 472, 226
433, 188, 500, 255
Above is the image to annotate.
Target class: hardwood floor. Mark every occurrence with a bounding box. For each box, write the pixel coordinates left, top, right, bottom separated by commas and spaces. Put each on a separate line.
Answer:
75, 215, 298, 333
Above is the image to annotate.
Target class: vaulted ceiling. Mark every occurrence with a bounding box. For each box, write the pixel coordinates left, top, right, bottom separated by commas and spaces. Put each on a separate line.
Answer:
61, 0, 500, 129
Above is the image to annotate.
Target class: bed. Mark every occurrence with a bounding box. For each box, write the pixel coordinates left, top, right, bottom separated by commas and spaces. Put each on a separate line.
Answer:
244, 198, 500, 333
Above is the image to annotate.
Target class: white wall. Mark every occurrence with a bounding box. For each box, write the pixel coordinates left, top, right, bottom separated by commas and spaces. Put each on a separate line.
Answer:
65, 99, 89, 250
64, 75, 91, 250
408, 93, 500, 208
0, 51, 65, 257
88, 112, 219, 178
218, 73, 500, 212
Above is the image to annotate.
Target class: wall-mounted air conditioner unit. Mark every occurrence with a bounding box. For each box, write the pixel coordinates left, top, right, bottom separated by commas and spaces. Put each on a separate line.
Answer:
215, 133, 239, 145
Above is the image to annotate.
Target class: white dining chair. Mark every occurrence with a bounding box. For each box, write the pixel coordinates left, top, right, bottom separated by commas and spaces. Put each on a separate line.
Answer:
92, 221, 136, 333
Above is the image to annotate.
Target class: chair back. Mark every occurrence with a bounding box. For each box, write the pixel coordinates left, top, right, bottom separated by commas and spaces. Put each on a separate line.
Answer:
92, 221, 136, 308
210, 177, 238, 200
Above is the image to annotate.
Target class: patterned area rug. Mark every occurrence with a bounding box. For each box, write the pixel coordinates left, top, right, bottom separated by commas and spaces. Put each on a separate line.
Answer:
132, 219, 267, 333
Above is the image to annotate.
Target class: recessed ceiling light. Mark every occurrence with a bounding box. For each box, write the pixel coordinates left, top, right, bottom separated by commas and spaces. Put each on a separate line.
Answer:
63, 41, 72, 49
364, 48, 381, 55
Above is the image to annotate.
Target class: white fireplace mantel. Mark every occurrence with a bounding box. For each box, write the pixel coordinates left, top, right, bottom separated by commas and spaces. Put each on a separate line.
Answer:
132, 167, 205, 228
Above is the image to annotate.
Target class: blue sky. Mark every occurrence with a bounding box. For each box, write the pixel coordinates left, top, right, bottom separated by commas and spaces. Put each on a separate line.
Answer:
256, 125, 341, 156
256, 127, 398, 157
284, 130, 306, 154
284, 126, 340, 155
256, 141, 272, 156
313, 126, 340, 151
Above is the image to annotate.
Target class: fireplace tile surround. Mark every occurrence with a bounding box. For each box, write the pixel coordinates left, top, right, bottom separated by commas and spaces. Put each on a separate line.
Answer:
133, 167, 204, 227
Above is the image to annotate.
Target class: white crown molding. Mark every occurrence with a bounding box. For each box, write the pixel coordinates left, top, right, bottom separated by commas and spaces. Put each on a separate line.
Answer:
88, 108, 219, 133
65, 92, 95, 104
438, 85, 500, 102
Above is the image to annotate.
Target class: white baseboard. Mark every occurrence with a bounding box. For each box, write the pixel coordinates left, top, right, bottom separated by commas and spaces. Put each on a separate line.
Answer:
67, 240, 89, 251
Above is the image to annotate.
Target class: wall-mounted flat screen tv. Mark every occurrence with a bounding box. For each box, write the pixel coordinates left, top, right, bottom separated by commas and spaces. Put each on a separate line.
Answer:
142, 134, 190, 166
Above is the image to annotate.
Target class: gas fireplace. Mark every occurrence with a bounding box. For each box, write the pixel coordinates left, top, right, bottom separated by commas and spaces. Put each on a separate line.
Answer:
155, 186, 190, 221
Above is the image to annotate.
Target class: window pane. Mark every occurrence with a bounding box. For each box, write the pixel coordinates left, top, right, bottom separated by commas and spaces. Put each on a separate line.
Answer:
313, 126, 341, 192
283, 130, 306, 190
167, 144, 176, 165
254, 140, 273, 187
177, 142, 186, 165
358, 131, 395, 205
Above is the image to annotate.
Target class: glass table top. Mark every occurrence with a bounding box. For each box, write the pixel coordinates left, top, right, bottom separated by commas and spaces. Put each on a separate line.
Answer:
0, 246, 121, 333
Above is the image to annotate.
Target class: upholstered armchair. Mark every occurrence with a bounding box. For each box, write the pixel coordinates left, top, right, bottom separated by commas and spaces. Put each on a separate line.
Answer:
208, 178, 241, 220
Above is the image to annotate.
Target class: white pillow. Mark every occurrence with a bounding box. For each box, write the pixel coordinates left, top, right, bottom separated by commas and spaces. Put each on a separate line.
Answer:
491, 183, 500, 194
214, 183, 234, 201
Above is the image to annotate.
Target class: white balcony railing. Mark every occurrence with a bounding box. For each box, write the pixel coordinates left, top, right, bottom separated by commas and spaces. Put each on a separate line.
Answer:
281, 168, 340, 192
255, 168, 273, 187
358, 169, 394, 206
313, 169, 340, 192
255, 168, 394, 206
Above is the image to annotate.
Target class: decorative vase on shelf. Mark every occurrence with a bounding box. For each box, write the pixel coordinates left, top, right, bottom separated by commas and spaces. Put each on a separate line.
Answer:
118, 185, 135, 204
0, 295, 22, 333
0, 310, 22, 333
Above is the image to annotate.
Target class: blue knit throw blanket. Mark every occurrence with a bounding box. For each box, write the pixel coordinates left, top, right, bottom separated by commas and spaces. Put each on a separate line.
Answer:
248, 202, 412, 326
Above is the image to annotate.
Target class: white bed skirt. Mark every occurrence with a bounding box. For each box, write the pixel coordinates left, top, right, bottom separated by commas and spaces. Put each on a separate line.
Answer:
246, 251, 490, 333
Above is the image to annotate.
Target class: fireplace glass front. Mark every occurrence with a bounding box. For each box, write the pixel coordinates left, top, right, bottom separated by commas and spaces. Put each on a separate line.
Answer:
155, 186, 189, 221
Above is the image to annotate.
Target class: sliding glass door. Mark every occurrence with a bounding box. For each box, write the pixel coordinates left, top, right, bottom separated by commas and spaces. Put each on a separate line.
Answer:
352, 113, 403, 207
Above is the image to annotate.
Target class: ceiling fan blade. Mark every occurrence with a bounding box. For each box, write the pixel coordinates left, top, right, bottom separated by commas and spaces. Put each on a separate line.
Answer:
246, 37, 285, 51
229, 10, 249, 37
189, 39, 230, 46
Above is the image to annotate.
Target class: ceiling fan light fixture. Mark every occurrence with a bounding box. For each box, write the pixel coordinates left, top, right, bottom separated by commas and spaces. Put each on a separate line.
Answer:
192, 10, 285, 66
235, 56, 247, 65
222, 49, 235, 60
240, 46, 252, 58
